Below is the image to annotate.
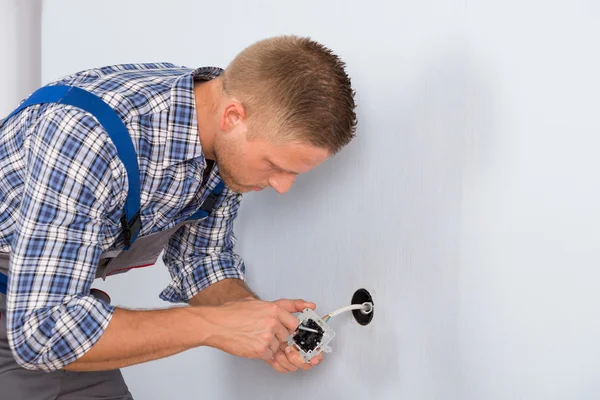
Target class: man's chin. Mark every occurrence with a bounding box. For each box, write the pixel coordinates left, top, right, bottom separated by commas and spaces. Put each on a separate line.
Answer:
233, 187, 253, 194
237, 185, 263, 194
219, 175, 259, 194
223, 180, 253, 194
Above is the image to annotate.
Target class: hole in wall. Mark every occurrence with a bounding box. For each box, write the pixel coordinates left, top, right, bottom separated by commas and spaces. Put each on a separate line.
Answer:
351, 288, 374, 326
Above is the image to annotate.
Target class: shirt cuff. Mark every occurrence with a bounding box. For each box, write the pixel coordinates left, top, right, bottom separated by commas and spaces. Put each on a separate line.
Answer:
159, 252, 246, 304
10, 295, 115, 372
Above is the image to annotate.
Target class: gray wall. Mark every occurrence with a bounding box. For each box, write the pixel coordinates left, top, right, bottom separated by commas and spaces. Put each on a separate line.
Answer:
40, 0, 600, 399
0, 0, 41, 116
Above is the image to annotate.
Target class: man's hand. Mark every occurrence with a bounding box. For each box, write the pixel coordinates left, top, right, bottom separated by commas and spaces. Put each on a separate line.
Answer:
188, 280, 324, 372
264, 299, 324, 374
201, 297, 313, 360
265, 342, 324, 373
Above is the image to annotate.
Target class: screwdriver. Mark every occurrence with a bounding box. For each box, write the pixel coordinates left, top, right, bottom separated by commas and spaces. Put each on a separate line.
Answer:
297, 325, 319, 333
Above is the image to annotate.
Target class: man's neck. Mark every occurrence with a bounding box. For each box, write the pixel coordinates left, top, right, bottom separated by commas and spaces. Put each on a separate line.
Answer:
193, 78, 221, 161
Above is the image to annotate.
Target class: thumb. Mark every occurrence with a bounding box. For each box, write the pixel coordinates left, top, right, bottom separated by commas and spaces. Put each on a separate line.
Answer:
275, 299, 316, 313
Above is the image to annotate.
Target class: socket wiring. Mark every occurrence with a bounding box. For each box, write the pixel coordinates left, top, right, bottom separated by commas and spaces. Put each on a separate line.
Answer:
323, 302, 373, 323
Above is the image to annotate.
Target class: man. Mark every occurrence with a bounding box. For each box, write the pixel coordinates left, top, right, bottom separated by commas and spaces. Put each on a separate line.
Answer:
0, 35, 357, 399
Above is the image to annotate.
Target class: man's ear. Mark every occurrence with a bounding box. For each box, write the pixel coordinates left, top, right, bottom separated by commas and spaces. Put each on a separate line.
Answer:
220, 100, 246, 133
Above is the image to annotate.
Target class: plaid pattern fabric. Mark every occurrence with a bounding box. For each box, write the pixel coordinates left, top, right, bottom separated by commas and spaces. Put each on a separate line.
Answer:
0, 63, 245, 371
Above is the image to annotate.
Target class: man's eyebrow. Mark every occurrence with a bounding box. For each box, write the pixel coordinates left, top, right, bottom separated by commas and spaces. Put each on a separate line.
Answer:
268, 159, 299, 175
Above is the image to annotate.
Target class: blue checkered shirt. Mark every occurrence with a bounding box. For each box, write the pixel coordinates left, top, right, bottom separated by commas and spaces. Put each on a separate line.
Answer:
0, 63, 246, 371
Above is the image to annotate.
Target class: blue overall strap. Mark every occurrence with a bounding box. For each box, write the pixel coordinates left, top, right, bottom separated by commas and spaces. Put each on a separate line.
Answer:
0, 272, 7, 295
1, 85, 141, 249
186, 180, 225, 221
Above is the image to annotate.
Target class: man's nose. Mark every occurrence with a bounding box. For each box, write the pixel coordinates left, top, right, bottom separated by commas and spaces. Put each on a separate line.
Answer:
268, 174, 296, 194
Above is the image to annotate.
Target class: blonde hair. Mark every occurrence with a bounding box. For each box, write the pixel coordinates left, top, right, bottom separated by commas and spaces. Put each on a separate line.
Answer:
222, 35, 357, 154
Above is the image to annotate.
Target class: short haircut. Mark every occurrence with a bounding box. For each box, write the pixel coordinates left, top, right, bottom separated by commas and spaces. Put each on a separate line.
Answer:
222, 35, 357, 154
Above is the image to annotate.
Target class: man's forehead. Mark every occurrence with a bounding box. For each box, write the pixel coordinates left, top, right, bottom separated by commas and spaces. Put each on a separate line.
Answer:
268, 142, 329, 172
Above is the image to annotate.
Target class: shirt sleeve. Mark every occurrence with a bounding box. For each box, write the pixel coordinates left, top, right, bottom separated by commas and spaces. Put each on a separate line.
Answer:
159, 189, 246, 304
6, 107, 123, 372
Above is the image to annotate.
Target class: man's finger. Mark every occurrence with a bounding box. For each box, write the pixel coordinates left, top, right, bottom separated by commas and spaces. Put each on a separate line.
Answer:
275, 324, 290, 343
269, 338, 280, 356
284, 346, 312, 371
273, 349, 298, 372
309, 353, 323, 366
266, 358, 288, 374
276, 299, 316, 313
278, 310, 301, 333
260, 347, 275, 361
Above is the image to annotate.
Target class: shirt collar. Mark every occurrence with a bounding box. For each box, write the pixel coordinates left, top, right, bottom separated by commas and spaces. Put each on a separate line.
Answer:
163, 66, 223, 168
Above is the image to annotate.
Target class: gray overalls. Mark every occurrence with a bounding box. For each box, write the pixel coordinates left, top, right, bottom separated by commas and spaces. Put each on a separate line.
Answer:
0, 85, 224, 399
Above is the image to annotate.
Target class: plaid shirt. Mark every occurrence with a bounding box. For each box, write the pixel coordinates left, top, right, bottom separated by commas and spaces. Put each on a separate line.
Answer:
0, 63, 245, 371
